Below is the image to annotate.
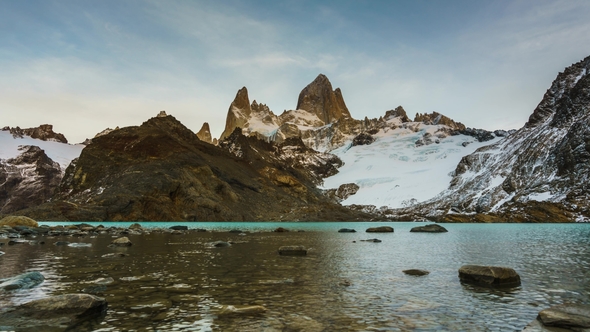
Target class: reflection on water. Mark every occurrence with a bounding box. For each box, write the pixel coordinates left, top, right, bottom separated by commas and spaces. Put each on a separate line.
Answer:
1, 222, 589, 331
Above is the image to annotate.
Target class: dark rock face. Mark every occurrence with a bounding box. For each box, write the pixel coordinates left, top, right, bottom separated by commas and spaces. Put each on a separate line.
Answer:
458, 265, 521, 287
0, 145, 62, 214
335, 183, 359, 200
455, 128, 496, 142
366, 226, 394, 233
296, 74, 352, 125
0, 293, 107, 330
384, 106, 411, 122
410, 224, 448, 233
2, 124, 68, 143
352, 133, 376, 146
12, 114, 376, 222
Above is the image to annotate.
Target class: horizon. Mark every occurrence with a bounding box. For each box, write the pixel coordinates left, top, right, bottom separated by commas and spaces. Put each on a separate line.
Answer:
2, 0, 590, 143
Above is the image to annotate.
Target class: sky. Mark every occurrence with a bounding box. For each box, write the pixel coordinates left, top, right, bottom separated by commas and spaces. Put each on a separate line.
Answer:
1, 0, 590, 144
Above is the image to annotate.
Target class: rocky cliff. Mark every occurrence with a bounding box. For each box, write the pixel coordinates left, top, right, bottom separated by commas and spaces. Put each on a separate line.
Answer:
390, 55, 590, 222
196, 122, 213, 144
12, 114, 377, 221
296, 74, 352, 124
2, 125, 68, 143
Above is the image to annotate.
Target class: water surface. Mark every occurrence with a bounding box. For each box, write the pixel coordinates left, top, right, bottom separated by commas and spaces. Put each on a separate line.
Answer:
1, 222, 589, 331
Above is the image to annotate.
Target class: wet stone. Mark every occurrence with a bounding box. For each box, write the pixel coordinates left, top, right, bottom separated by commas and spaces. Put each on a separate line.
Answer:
458, 265, 521, 288
410, 224, 448, 233
403, 269, 430, 276
110, 237, 132, 247
169, 225, 188, 231
0, 271, 45, 291
338, 228, 357, 233
537, 304, 590, 329
218, 305, 267, 316
360, 238, 382, 243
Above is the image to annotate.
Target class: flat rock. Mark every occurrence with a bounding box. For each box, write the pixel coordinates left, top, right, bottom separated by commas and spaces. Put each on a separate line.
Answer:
537, 304, 590, 330
0, 293, 107, 330
403, 269, 430, 276
110, 237, 132, 247
366, 226, 394, 233
410, 224, 448, 233
458, 265, 521, 287
0, 271, 45, 291
338, 228, 356, 233
278, 245, 307, 256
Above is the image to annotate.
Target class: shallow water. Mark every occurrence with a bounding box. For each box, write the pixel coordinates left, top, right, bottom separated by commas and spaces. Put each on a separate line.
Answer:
1, 222, 589, 331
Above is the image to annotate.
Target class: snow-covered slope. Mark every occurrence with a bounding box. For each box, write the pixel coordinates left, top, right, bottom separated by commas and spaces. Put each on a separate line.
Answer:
0, 130, 84, 171
322, 122, 501, 208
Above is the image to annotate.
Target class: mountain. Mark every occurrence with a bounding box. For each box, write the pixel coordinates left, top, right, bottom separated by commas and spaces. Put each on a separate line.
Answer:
12, 114, 377, 221
196, 122, 214, 144
0, 126, 84, 213
388, 55, 590, 222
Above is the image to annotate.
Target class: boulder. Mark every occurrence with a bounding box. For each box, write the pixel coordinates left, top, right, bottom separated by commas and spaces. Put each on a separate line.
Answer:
458, 265, 521, 287
0, 294, 107, 330
0, 271, 45, 291
278, 245, 307, 256
403, 269, 430, 276
110, 237, 132, 247
366, 226, 394, 233
129, 223, 142, 230
338, 228, 356, 233
537, 304, 590, 330
0, 216, 38, 228
410, 224, 448, 233
212, 241, 231, 248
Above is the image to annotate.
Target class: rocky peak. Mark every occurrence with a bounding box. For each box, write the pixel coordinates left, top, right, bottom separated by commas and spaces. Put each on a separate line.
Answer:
157, 110, 168, 118
220, 87, 253, 140
384, 106, 410, 122
526, 55, 590, 128
2, 125, 68, 143
296, 74, 352, 125
414, 112, 466, 131
196, 122, 213, 144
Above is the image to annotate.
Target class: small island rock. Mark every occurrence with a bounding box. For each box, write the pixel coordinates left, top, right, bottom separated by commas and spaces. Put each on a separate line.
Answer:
410, 224, 448, 233
366, 226, 394, 233
403, 269, 430, 276
338, 228, 356, 233
458, 265, 521, 287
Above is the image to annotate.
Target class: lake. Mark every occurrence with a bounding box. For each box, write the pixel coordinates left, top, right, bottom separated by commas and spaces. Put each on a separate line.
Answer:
1, 222, 589, 331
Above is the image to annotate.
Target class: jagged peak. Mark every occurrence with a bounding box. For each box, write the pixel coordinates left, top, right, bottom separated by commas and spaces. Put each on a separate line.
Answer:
196, 122, 213, 144
414, 111, 466, 130
232, 87, 251, 112
384, 106, 410, 122
157, 110, 168, 118
296, 74, 352, 125
1, 124, 68, 143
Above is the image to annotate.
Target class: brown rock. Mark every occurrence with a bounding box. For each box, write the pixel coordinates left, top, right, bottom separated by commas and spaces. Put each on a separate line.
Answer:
403, 269, 430, 276
0, 216, 39, 228
410, 224, 448, 233
110, 237, 132, 247
196, 122, 213, 144
537, 304, 590, 330
458, 265, 521, 287
278, 245, 307, 256
414, 112, 466, 130
296, 74, 352, 125
220, 87, 252, 140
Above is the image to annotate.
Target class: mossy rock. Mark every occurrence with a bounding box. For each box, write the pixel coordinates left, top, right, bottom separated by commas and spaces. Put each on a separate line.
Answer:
0, 216, 39, 228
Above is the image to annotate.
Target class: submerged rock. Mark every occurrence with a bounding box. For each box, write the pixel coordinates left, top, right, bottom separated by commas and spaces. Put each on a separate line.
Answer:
274, 227, 289, 232
410, 224, 448, 233
538, 304, 590, 330
366, 226, 394, 233
0, 294, 107, 330
360, 238, 382, 243
0, 271, 45, 291
403, 269, 430, 276
458, 265, 521, 287
278, 245, 307, 256
218, 305, 267, 316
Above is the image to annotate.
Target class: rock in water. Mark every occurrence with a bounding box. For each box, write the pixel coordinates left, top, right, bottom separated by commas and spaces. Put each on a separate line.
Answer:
0, 216, 39, 228
366, 226, 394, 233
218, 305, 267, 316
169, 225, 188, 231
0, 294, 107, 330
410, 224, 448, 233
278, 245, 307, 256
458, 265, 521, 287
110, 237, 132, 247
338, 228, 356, 233
537, 304, 590, 329
403, 269, 430, 276
0, 271, 45, 291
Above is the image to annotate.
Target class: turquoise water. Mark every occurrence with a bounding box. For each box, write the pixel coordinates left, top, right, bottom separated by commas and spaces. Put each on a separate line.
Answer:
2, 222, 589, 331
